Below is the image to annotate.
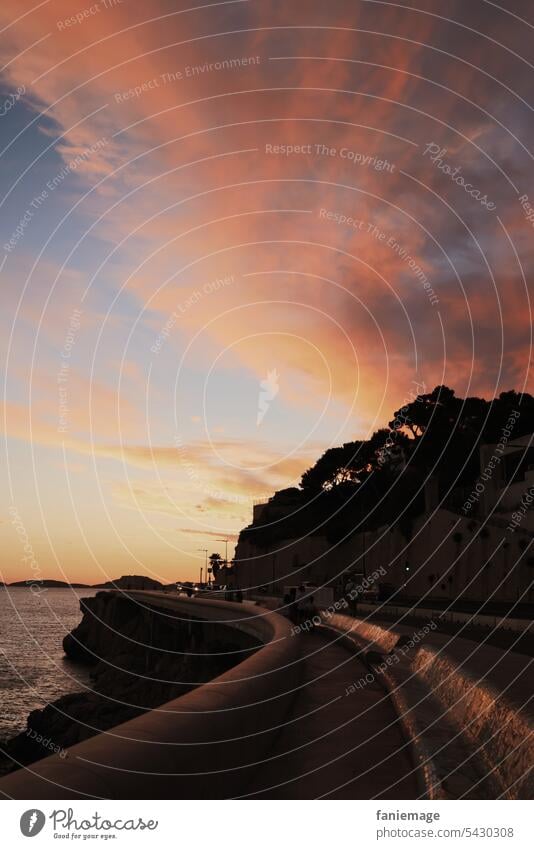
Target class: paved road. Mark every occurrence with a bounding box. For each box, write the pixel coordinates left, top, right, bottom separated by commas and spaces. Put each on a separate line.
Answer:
246, 630, 419, 799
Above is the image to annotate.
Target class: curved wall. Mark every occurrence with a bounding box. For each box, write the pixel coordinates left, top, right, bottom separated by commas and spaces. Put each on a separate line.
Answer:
0, 593, 301, 800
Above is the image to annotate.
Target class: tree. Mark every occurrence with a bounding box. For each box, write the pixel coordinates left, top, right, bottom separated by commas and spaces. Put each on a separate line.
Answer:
252, 384, 534, 544
388, 385, 460, 440
209, 553, 224, 581
300, 442, 366, 492
483, 391, 534, 442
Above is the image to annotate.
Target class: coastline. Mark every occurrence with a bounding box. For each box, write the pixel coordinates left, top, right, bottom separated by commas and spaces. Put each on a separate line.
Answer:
0, 591, 256, 776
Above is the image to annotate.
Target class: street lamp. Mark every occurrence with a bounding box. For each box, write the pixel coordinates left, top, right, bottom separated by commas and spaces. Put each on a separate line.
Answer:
216, 538, 229, 566
197, 548, 208, 586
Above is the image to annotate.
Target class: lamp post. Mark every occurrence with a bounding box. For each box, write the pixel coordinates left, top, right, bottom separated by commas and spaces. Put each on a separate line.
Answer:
217, 538, 231, 589
217, 538, 229, 566
197, 548, 208, 586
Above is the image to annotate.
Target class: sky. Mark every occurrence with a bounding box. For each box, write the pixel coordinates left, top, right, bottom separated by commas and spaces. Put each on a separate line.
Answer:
0, 0, 533, 584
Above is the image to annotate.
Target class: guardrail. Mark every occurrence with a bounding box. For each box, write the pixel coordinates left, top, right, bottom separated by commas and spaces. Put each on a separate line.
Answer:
0, 593, 301, 800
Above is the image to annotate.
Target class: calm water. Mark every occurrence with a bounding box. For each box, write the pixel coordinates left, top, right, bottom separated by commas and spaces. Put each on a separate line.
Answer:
0, 588, 97, 739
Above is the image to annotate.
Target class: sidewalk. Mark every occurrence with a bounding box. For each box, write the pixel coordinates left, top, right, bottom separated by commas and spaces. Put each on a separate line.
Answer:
246, 631, 419, 799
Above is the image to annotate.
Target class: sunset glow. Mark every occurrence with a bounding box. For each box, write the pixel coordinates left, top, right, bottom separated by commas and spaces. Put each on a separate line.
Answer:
1, 0, 532, 584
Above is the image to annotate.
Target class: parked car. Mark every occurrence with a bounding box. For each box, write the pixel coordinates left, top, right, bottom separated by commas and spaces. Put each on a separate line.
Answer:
207, 584, 227, 595
176, 582, 194, 597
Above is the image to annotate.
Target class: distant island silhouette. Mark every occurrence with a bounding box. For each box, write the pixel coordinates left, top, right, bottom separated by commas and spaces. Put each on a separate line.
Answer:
5, 575, 167, 590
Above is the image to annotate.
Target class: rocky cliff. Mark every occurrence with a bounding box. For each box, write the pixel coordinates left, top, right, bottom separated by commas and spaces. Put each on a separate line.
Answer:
0, 591, 258, 775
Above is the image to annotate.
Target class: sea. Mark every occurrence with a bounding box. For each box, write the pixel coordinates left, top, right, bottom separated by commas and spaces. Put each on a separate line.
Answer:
0, 588, 97, 740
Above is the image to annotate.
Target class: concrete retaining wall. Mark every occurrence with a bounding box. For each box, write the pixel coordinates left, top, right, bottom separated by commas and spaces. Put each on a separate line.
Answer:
0, 594, 301, 800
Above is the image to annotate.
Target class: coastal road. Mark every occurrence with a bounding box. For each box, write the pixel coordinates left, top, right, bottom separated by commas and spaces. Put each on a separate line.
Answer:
245, 629, 419, 799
